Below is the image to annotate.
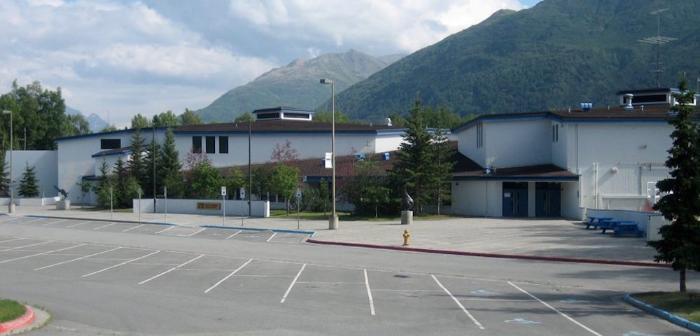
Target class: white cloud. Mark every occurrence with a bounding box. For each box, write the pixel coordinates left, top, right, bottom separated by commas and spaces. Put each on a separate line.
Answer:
228, 0, 525, 53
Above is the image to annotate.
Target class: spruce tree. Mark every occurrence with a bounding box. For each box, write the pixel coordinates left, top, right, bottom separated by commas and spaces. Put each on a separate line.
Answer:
143, 140, 162, 198
128, 128, 147, 189
18, 164, 40, 197
390, 100, 434, 213
114, 157, 131, 207
649, 80, 700, 293
431, 127, 455, 215
160, 128, 183, 198
0, 151, 9, 197
95, 160, 114, 208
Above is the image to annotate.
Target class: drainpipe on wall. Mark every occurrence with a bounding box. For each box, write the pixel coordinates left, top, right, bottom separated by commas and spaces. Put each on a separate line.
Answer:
594, 162, 599, 209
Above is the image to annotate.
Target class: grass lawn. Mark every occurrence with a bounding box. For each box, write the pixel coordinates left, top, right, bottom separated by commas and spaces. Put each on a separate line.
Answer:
0, 299, 25, 323
270, 209, 454, 222
634, 292, 700, 323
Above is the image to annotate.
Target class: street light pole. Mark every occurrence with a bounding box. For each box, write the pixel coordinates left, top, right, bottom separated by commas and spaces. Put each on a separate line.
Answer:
2, 110, 13, 213
320, 79, 338, 230
248, 118, 252, 218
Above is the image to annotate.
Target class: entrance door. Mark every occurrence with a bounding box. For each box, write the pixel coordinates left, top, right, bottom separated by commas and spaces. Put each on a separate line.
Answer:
502, 182, 528, 217
535, 182, 561, 217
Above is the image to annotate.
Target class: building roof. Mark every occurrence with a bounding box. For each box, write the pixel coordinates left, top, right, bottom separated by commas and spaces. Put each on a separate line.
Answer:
453, 104, 697, 133
175, 120, 403, 134
56, 127, 167, 142
453, 163, 578, 181
252, 106, 315, 114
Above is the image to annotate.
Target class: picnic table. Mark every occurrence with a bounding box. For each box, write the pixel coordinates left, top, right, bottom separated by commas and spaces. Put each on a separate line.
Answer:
585, 216, 613, 229
599, 220, 637, 234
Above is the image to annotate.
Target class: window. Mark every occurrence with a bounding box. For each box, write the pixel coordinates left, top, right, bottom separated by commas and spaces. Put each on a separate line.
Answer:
476, 123, 483, 148
219, 136, 228, 154
255, 112, 279, 119
552, 124, 559, 143
100, 139, 121, 150
192, 136, 202, 153
205, 136, 216, 154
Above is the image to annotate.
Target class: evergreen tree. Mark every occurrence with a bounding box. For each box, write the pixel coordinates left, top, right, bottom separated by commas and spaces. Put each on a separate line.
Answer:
18, 164, 40, 197
128, 128, 147, 189
0, 151, 9, 197
431, 127, 455, 215
160, 128, 183, 198
390, 101, 434, 213
649, 80, 700, 293
143, 140, 162, 198
113, 157, 133, 207
94, 160, 114, 209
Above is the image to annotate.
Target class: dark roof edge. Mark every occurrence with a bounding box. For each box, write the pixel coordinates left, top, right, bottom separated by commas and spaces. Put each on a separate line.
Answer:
56, 127, 168, 142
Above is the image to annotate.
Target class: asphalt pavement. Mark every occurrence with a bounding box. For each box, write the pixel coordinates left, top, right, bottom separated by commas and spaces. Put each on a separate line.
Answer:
0, 215, 696, 335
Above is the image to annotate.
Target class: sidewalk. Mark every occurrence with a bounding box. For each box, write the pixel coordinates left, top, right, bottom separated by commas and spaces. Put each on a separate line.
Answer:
1, 206, 658, 263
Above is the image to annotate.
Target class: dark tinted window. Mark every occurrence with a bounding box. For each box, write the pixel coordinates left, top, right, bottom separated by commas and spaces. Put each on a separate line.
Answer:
206, 136, 215, 154
256, 112, 279, 119
634, 94, 667, 104
219, 136, 228, 153
100, 139, 121, 149
192, 136, 202, 153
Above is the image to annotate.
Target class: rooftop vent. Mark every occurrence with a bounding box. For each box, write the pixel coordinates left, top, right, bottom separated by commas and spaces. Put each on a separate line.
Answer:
623, 93, 634, 111
580, 102, 593, 111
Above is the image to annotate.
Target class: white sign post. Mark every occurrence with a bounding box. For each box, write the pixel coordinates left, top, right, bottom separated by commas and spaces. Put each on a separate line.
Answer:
137, 189, 142, 224
239, 188, 246, 226
163, 186, 168, 225
295, 188, 302, 230
221, 186, 227, 225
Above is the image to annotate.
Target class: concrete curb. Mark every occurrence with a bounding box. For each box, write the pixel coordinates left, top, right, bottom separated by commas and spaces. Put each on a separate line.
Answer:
306, 239, 669, 268
0, 305, 35, 333
25, 215, 172, 226
201, 225, 315, 236
623, 293, 700, 333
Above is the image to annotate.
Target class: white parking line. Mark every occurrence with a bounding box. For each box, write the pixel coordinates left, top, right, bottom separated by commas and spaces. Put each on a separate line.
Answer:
431, 274, 485, 330
181, 228, 206, 237
35, 247, 123, 271
266, 232, 277, 242
138, 254, 205, 285
225, 230, 242, 240
280, 263, 306, 303
0, 241, 54, 252
155, 225, 175, 234
0, 243, 87, 264
0, 238, 25, 244
121, 224, 145, 233
364, 269, 376, 316
22, 217, 45, 224
507, 281, 603, 336
204, 258, 253, 294
67, 221, 90, 228
82, 250, 161, 278
93, 222, 117, 230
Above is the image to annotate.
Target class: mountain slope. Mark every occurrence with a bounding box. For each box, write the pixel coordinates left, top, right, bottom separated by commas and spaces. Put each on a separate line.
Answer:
66, 106, 109, 132
329, 0, 700, 120
197, 50, 401, 122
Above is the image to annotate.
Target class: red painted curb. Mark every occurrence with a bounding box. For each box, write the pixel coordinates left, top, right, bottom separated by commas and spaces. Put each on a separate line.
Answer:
0, 305, 35, 333
306, 239, 670, 268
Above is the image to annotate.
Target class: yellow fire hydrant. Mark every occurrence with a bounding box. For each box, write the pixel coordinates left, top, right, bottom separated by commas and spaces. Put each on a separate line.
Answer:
402, 230, 410, 246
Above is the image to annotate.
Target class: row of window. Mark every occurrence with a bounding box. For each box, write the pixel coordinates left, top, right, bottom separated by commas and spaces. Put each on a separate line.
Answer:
192, 136, 228, 154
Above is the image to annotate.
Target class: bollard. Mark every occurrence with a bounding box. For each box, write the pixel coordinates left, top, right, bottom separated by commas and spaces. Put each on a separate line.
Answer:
402, 229, 410, 246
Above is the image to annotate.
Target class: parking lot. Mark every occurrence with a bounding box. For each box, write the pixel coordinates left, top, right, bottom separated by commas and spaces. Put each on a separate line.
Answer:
0, 214, 696, 335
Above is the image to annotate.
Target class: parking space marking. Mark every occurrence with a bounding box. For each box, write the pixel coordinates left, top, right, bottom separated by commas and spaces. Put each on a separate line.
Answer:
0, 238, 25, 244
42, 219, 69, 226
138, 254, 205, 285
507, 281, 602, 336
22, 217, 45, 224
181, 228, 205, 237
0, 240, 54, 252
121, 224, 144, 233
431, 274, 485, 330
280, 263, 306, 303
204, 258, 253, 294
363, 269, 376, 316
67, 221, 90, 228
0, 243, 87, 264
225, 230, 242, 240
82, 250, 161, 278
265, 232, 277, 242
93, 223, 117, 230
35, 247, 123, 271
155, 226, 175, 234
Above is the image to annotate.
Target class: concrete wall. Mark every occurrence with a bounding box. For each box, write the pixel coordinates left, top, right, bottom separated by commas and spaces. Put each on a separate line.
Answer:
484, 119, 552, 168
451, 180, 501, 217
456, 123, 486, 167
133, 198, 270, 217
561, 182, 581, 220
5, 150, 58, 198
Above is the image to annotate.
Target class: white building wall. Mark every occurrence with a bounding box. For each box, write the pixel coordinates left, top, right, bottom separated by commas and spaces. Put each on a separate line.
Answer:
374, 133, 404, 153
456, 124, 486, 167
5, 150, 57, 198
451, 180, 502, 217
483, 119, 552, 168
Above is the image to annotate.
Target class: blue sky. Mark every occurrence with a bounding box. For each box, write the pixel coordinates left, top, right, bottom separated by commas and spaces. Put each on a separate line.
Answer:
0, 0, 540, 125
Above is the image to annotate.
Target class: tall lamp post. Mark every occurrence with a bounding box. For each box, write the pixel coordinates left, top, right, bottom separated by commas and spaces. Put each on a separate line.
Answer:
2, 110, 14, 213
320, 79, 338, 230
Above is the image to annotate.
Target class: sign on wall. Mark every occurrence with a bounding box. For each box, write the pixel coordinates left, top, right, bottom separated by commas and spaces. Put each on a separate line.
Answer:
197, 202, 221, 210
324, 152, 332, 169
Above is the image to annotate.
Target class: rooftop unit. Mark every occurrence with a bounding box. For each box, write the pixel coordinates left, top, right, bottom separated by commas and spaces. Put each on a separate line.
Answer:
252, 107, 315, 121
617, 88, 697, 107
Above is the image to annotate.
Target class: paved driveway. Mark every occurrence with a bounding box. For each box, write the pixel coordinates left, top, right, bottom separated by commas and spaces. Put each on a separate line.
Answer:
0, 215, 696, 335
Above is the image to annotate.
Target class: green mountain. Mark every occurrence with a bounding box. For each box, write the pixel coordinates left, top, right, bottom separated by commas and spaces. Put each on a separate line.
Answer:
196, 50, 402, 122
327, 0, 700, 120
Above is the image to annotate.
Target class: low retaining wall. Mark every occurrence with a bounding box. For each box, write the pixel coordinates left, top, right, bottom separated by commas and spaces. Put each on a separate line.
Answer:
0, 197, 58, 206
584, 208, 668, 239
132, 198, 270, 218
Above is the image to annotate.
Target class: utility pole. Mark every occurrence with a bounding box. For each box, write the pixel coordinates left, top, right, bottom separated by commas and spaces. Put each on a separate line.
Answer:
320, 78, 338, 230
2, 110, 14, 213
248, 118, 252, 218
152, 126, 156, 211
